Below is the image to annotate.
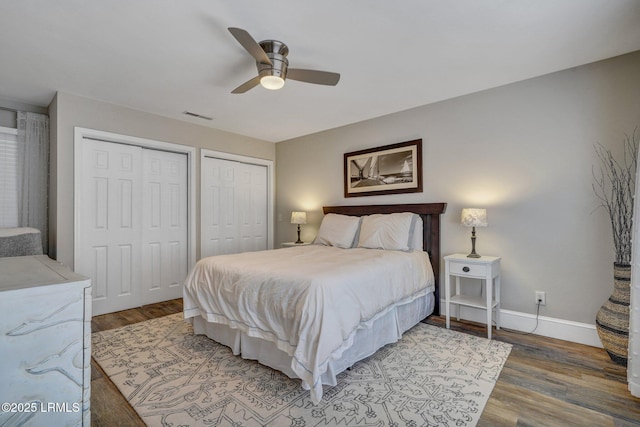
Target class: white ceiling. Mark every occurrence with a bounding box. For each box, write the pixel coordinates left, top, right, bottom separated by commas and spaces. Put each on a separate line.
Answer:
1, 1, 639, 142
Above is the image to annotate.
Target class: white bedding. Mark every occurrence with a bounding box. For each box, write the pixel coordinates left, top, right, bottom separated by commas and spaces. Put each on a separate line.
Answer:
183, 244, 435, 403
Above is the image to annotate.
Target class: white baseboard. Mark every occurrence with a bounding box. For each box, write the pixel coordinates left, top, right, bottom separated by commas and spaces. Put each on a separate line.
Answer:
439, 302, 602, 348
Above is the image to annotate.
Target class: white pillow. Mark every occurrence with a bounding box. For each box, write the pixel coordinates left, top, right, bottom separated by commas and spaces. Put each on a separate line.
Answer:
314, 214, 361, 248
411, 215, 423, 251
357, 212, 417, 251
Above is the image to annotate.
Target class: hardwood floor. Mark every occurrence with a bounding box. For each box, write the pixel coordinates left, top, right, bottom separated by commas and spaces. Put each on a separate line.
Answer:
424, 316, 640, 427
91, 299, 183, 427
91, 299, 640, 426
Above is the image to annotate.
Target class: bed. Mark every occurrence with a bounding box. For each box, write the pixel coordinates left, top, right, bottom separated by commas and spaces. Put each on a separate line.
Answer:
183, 203, 446, 403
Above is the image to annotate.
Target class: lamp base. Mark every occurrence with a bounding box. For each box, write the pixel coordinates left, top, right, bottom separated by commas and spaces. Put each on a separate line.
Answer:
295, 224, 303, 244
467, 227, 481, 258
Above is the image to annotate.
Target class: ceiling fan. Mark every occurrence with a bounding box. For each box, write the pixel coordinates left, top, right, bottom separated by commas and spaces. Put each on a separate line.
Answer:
228, 27, 341, 94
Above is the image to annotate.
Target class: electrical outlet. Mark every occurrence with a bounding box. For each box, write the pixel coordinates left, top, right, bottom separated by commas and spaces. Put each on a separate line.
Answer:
535, 291, 546, 306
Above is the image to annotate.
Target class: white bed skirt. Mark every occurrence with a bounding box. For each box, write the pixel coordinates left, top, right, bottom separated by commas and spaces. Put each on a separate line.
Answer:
189, 292, 435, 394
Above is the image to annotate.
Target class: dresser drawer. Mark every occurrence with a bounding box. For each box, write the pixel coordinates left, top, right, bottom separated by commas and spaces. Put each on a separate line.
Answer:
449, 261, 487, 277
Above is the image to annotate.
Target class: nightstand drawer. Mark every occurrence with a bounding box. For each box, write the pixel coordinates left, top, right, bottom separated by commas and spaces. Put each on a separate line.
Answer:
449, 261, 487, 277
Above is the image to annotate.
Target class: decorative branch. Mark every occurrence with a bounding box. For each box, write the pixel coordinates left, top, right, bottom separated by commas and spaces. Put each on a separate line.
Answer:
592, 128, 639, 264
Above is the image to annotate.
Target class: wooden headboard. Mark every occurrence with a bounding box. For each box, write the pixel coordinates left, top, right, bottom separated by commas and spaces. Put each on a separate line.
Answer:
322, 203, 447, 316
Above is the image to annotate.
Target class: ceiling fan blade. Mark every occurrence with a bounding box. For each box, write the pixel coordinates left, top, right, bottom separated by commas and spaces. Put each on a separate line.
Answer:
231, 76, 261, 94
287, 69, 340, 86
228, 27, 272, 65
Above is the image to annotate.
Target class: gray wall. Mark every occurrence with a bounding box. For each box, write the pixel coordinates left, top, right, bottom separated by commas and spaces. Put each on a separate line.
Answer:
49, 92, 275, 268
0, 109, 16, 128
0, 96, 49, 128
275, 51, 640, 325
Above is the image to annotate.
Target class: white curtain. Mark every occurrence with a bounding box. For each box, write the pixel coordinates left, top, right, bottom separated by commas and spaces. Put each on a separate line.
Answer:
0, 128, 19, 227
16, 112, 49, 253
630, 146, 640, 397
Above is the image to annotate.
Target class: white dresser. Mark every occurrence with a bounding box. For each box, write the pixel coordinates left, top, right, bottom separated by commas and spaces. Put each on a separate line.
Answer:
0, 256, 91, 426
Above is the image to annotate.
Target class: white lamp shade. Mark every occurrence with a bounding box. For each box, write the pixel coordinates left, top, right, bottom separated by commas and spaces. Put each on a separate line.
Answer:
461, 208, 488, 227
291, 211, 307, 224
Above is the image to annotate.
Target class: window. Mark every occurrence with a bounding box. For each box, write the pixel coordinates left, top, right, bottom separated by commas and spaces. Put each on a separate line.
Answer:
0, 126, 19, 227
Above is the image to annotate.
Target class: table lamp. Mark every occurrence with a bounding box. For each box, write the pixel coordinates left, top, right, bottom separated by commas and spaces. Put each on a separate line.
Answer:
290, 211, 307, 244
461, 208, 488, 258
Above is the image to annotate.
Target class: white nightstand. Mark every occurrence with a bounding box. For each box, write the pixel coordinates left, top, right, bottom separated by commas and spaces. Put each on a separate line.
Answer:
281, 241, 312, 247
444, 253, 501, 339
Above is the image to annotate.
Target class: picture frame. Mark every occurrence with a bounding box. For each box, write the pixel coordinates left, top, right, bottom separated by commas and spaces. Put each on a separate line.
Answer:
344, 139, 422, 197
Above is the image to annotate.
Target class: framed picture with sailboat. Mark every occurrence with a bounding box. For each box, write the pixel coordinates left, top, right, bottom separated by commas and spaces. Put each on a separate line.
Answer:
344, 139, 422, 197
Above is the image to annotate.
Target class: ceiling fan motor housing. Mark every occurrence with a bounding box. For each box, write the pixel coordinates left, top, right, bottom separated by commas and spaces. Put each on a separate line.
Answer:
258, 40, 289, 79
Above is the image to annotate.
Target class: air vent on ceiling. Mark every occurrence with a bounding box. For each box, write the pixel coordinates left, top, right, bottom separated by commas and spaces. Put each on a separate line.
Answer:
182, 111, 213, 121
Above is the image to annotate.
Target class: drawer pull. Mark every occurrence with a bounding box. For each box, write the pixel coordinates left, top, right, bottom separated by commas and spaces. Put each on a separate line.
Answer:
462, 266, 470, 272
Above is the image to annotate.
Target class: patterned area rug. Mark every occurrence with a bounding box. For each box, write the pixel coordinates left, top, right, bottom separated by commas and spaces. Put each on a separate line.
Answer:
92, 314, 511, 426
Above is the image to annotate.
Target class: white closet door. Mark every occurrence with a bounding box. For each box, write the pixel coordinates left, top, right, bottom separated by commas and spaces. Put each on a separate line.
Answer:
77, 139, 188, 316
141, 149, 188, 305
78, 139, 143, 316
202, 157, 268, 258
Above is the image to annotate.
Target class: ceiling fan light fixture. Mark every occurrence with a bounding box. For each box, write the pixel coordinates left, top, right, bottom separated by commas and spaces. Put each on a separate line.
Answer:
260, 75, 285, 90
227, 28, 340, 94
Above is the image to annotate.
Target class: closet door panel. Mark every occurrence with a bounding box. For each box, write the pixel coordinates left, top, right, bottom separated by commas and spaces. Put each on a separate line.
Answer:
248, 163, 268, 251
77, 139, 142, 316
141, 149, 188, 305
202, 158, 237, 256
